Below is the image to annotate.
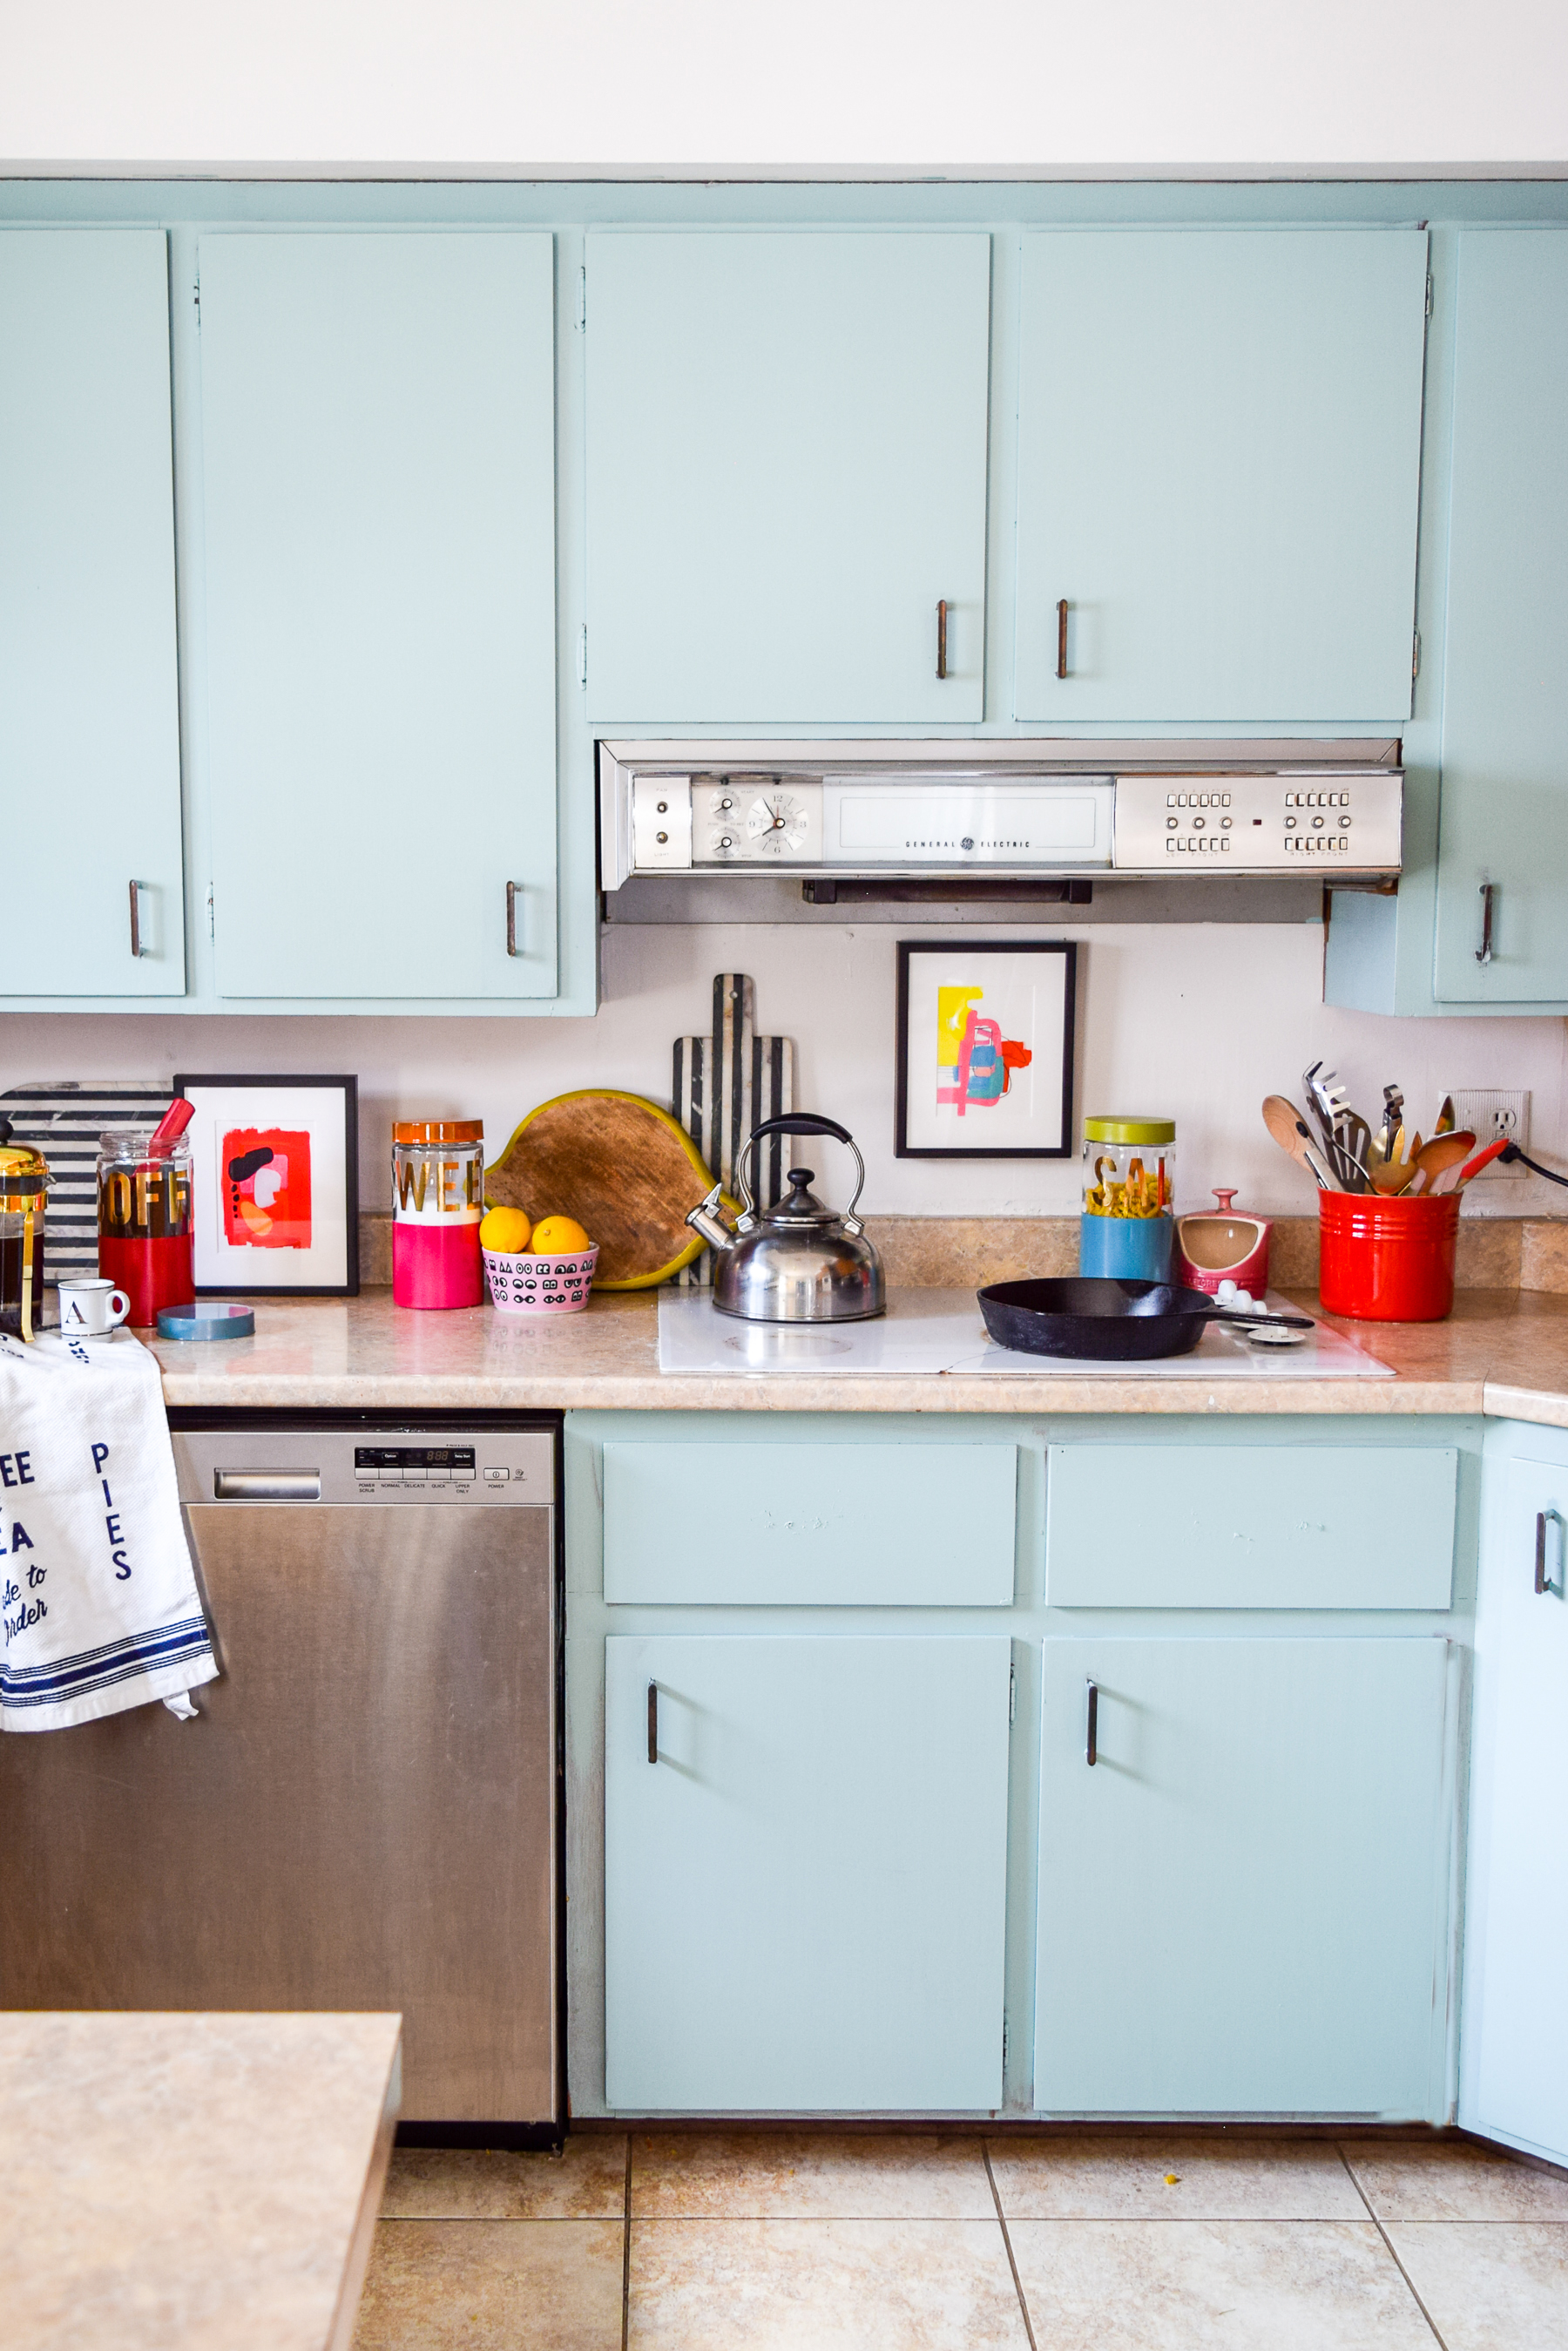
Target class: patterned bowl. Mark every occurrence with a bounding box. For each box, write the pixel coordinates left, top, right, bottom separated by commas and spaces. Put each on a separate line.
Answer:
483, 1245, 598, 1316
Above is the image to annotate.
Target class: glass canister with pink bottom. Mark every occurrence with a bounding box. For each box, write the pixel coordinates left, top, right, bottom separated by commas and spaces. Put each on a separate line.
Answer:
392, 1121, 484, 1309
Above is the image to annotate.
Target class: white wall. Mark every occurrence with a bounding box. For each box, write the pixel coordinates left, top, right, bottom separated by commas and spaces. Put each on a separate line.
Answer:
5, 919, 1565, 1217
2, 0, 1566, 174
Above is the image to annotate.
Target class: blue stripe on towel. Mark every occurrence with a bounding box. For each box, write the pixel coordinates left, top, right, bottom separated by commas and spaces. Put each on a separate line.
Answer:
1, 1617, 213, 1703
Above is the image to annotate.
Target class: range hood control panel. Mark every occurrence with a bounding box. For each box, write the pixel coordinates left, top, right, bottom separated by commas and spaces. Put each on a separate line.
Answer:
601, 743, 1403, 887
1112, 770, 1403, 873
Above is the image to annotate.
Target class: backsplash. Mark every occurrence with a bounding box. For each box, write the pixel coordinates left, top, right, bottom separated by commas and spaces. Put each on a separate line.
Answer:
4, 916, 1568, 1220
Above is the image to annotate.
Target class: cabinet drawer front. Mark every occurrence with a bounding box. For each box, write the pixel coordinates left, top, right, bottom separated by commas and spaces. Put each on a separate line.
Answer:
603, 1440, 1017, 1605
1046, 1444, 1456, 1609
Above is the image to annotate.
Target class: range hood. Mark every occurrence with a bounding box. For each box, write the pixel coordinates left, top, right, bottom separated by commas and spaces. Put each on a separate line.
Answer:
598, 739, 1403, 892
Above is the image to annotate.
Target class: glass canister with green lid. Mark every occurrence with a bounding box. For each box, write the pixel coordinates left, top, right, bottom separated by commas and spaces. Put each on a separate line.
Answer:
1079, 1115, 1176, 1281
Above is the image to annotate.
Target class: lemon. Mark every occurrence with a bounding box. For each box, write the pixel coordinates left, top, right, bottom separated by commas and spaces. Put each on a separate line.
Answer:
480, 1205, 532, 1255
530, 1214, 591, 1256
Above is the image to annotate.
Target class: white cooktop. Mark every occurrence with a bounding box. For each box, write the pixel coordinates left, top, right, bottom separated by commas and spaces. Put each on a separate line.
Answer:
658, 1286, 1394, 1379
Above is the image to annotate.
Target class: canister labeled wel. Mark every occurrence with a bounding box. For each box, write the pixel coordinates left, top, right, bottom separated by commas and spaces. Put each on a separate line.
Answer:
1079, 1115, 1175, 1282
98, 1128, 193, 1326
392, 1121, 484, 1309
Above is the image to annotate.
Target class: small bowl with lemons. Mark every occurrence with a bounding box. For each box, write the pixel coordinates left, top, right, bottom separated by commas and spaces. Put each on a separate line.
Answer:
479, 1207, 598, 1317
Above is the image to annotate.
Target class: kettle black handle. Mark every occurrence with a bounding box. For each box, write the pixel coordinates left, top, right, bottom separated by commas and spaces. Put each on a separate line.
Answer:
736, 1113, 865, 1227
747, 1113, 854, 1148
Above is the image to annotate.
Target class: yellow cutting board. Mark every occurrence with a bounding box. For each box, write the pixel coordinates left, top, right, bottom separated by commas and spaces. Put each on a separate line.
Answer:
484, 1090, 721, 1290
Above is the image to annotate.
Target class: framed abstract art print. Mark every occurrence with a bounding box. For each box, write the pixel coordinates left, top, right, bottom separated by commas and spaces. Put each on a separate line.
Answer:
895, 942, 1077, 1159
172, 1073, 359, 1295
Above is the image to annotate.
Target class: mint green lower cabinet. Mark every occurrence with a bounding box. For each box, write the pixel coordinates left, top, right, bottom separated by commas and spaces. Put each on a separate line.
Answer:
605, 1634, 1010, 2111
1036, 1636, 1451, 2117
1460, 1437, 1568, 2166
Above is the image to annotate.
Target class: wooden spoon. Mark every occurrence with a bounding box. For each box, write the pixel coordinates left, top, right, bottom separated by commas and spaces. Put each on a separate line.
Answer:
1261, 1095, 1340, 1190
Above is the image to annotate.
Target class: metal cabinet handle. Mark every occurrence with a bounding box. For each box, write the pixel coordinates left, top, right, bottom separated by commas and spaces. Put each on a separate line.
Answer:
936, 600, 949, 681
213, 1469, 321, 1501
128, 879, 146, 959
1057, 600, 1070, 681
1535, 1508, 1565, 1596
647, 1681, 659, 1764
506, 881, 522, 957
1476, 882, 1495, 965
1085, 1677, 1098, 1765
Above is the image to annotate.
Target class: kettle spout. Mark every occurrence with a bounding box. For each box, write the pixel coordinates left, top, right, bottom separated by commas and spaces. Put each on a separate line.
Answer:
685, 1182, 737, 1252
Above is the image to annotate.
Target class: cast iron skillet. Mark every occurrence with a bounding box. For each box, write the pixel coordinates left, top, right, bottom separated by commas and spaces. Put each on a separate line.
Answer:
977, 1277, 1315, 1363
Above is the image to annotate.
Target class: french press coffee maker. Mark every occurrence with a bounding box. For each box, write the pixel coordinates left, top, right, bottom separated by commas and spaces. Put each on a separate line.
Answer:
0, 1117, 50, 1342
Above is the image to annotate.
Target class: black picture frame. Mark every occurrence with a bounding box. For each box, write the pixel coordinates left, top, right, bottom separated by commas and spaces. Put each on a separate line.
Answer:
895, 941, 1078, 1160
172, 1073, 360, 1297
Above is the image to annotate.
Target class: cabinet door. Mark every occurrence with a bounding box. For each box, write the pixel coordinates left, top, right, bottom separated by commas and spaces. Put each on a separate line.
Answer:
1460, 1450, 1568, 2165
1015, 231, 1427, 723
585, 233, 990, 724
0, 230, 184, 997
199, 233, 558, 1001
1434, 234, 1568, 1000
605, 1635, 1010, 2110
1036, 1636, 1450, 2115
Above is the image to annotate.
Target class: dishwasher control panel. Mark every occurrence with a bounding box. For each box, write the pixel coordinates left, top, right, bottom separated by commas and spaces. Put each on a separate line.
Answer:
173, 1427, 556, 1506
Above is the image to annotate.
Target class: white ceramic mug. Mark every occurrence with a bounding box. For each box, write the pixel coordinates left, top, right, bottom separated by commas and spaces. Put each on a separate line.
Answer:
57, 1277, 132, 1335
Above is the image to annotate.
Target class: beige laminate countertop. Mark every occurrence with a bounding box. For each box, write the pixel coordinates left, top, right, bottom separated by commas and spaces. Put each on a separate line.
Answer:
143, 1286, 1568, 1424
3, 2010, 401, 2351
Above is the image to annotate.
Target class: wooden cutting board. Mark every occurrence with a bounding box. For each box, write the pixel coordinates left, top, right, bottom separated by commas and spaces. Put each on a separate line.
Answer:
484, 1090, 720, 1290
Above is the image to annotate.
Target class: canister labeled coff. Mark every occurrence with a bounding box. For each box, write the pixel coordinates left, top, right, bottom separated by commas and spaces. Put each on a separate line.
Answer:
392, 1121, 484, 1310
98, 1128, 193, 1326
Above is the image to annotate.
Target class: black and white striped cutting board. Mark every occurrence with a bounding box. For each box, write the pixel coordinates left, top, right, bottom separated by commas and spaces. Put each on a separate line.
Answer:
0, 1081, 174, 1284
671, 974, 794, 1289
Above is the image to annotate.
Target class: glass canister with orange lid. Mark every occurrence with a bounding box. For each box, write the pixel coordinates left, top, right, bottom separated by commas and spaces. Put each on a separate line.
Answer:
392, 1121, 484, 1309
0, 1120, 50, 1341
1079, 1115, 1176, 1282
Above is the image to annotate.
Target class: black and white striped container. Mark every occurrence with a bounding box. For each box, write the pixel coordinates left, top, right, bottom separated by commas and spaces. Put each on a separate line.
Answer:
0, 1081, 174, 1286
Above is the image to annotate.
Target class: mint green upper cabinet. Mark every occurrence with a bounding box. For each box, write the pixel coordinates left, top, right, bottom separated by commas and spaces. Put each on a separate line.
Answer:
1433, 234, 1568, 1001
198, 233, 558, 1002
1014, 231, 1428, 724
1036, 1636, 1450, 2116
584, 232, 990, 724
0, 231, 184, 997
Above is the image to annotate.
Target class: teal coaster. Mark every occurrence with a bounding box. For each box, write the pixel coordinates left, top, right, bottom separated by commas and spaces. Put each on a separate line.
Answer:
156, 1303, 256, 1341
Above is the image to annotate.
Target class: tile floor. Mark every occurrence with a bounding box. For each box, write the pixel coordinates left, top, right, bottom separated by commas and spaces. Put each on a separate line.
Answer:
354, 2130, 1568, 2348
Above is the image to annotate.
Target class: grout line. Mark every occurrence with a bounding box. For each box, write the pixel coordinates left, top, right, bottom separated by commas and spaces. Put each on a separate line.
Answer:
622, 2136, 632, 2351
983, 2142, 1038, 2351
1335, 2142, 1451, 2351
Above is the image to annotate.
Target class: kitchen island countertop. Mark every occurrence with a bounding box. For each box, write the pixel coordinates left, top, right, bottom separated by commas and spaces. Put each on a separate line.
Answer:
3, 2010, 400, 2351
144, 1285, 1568, 1423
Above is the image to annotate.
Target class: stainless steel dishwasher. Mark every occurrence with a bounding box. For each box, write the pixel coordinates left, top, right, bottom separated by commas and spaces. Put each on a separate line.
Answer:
0, 1417, 561, 2143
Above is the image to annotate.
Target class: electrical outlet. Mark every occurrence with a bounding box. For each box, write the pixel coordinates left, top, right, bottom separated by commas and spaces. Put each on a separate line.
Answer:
1448, 1090, 1531, 1177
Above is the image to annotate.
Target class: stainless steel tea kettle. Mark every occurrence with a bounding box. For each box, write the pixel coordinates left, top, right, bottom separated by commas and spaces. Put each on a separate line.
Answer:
686, 1113, 886, 1324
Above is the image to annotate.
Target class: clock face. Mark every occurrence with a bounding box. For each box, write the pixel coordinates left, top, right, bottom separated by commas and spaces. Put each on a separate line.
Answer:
745, 790, 812, 857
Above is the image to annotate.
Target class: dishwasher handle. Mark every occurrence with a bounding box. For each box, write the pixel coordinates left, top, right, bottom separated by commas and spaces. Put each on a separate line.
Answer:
213, 1469, 322, 1501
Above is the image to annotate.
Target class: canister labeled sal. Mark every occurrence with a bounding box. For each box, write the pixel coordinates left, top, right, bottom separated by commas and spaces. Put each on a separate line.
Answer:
392, 1121, 484, 1310
1079, 1115, 1175, 1282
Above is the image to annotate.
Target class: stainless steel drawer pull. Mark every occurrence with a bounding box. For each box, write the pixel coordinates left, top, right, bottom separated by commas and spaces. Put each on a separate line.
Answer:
506, 881, 522, 957
1476, 881, 1495, 965
213, 1469, 322, 1501
647, 1680, 659, 1764
936, 600, 949, 681
1057, 599, 1070, 681
1535, 1507, 1564, 1596
1085, 1677, 1098, 1766
128, 879, 146, 959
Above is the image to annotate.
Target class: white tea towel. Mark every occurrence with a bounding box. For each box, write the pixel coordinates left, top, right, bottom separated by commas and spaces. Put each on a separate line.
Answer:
0, 1328, 218, 1731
